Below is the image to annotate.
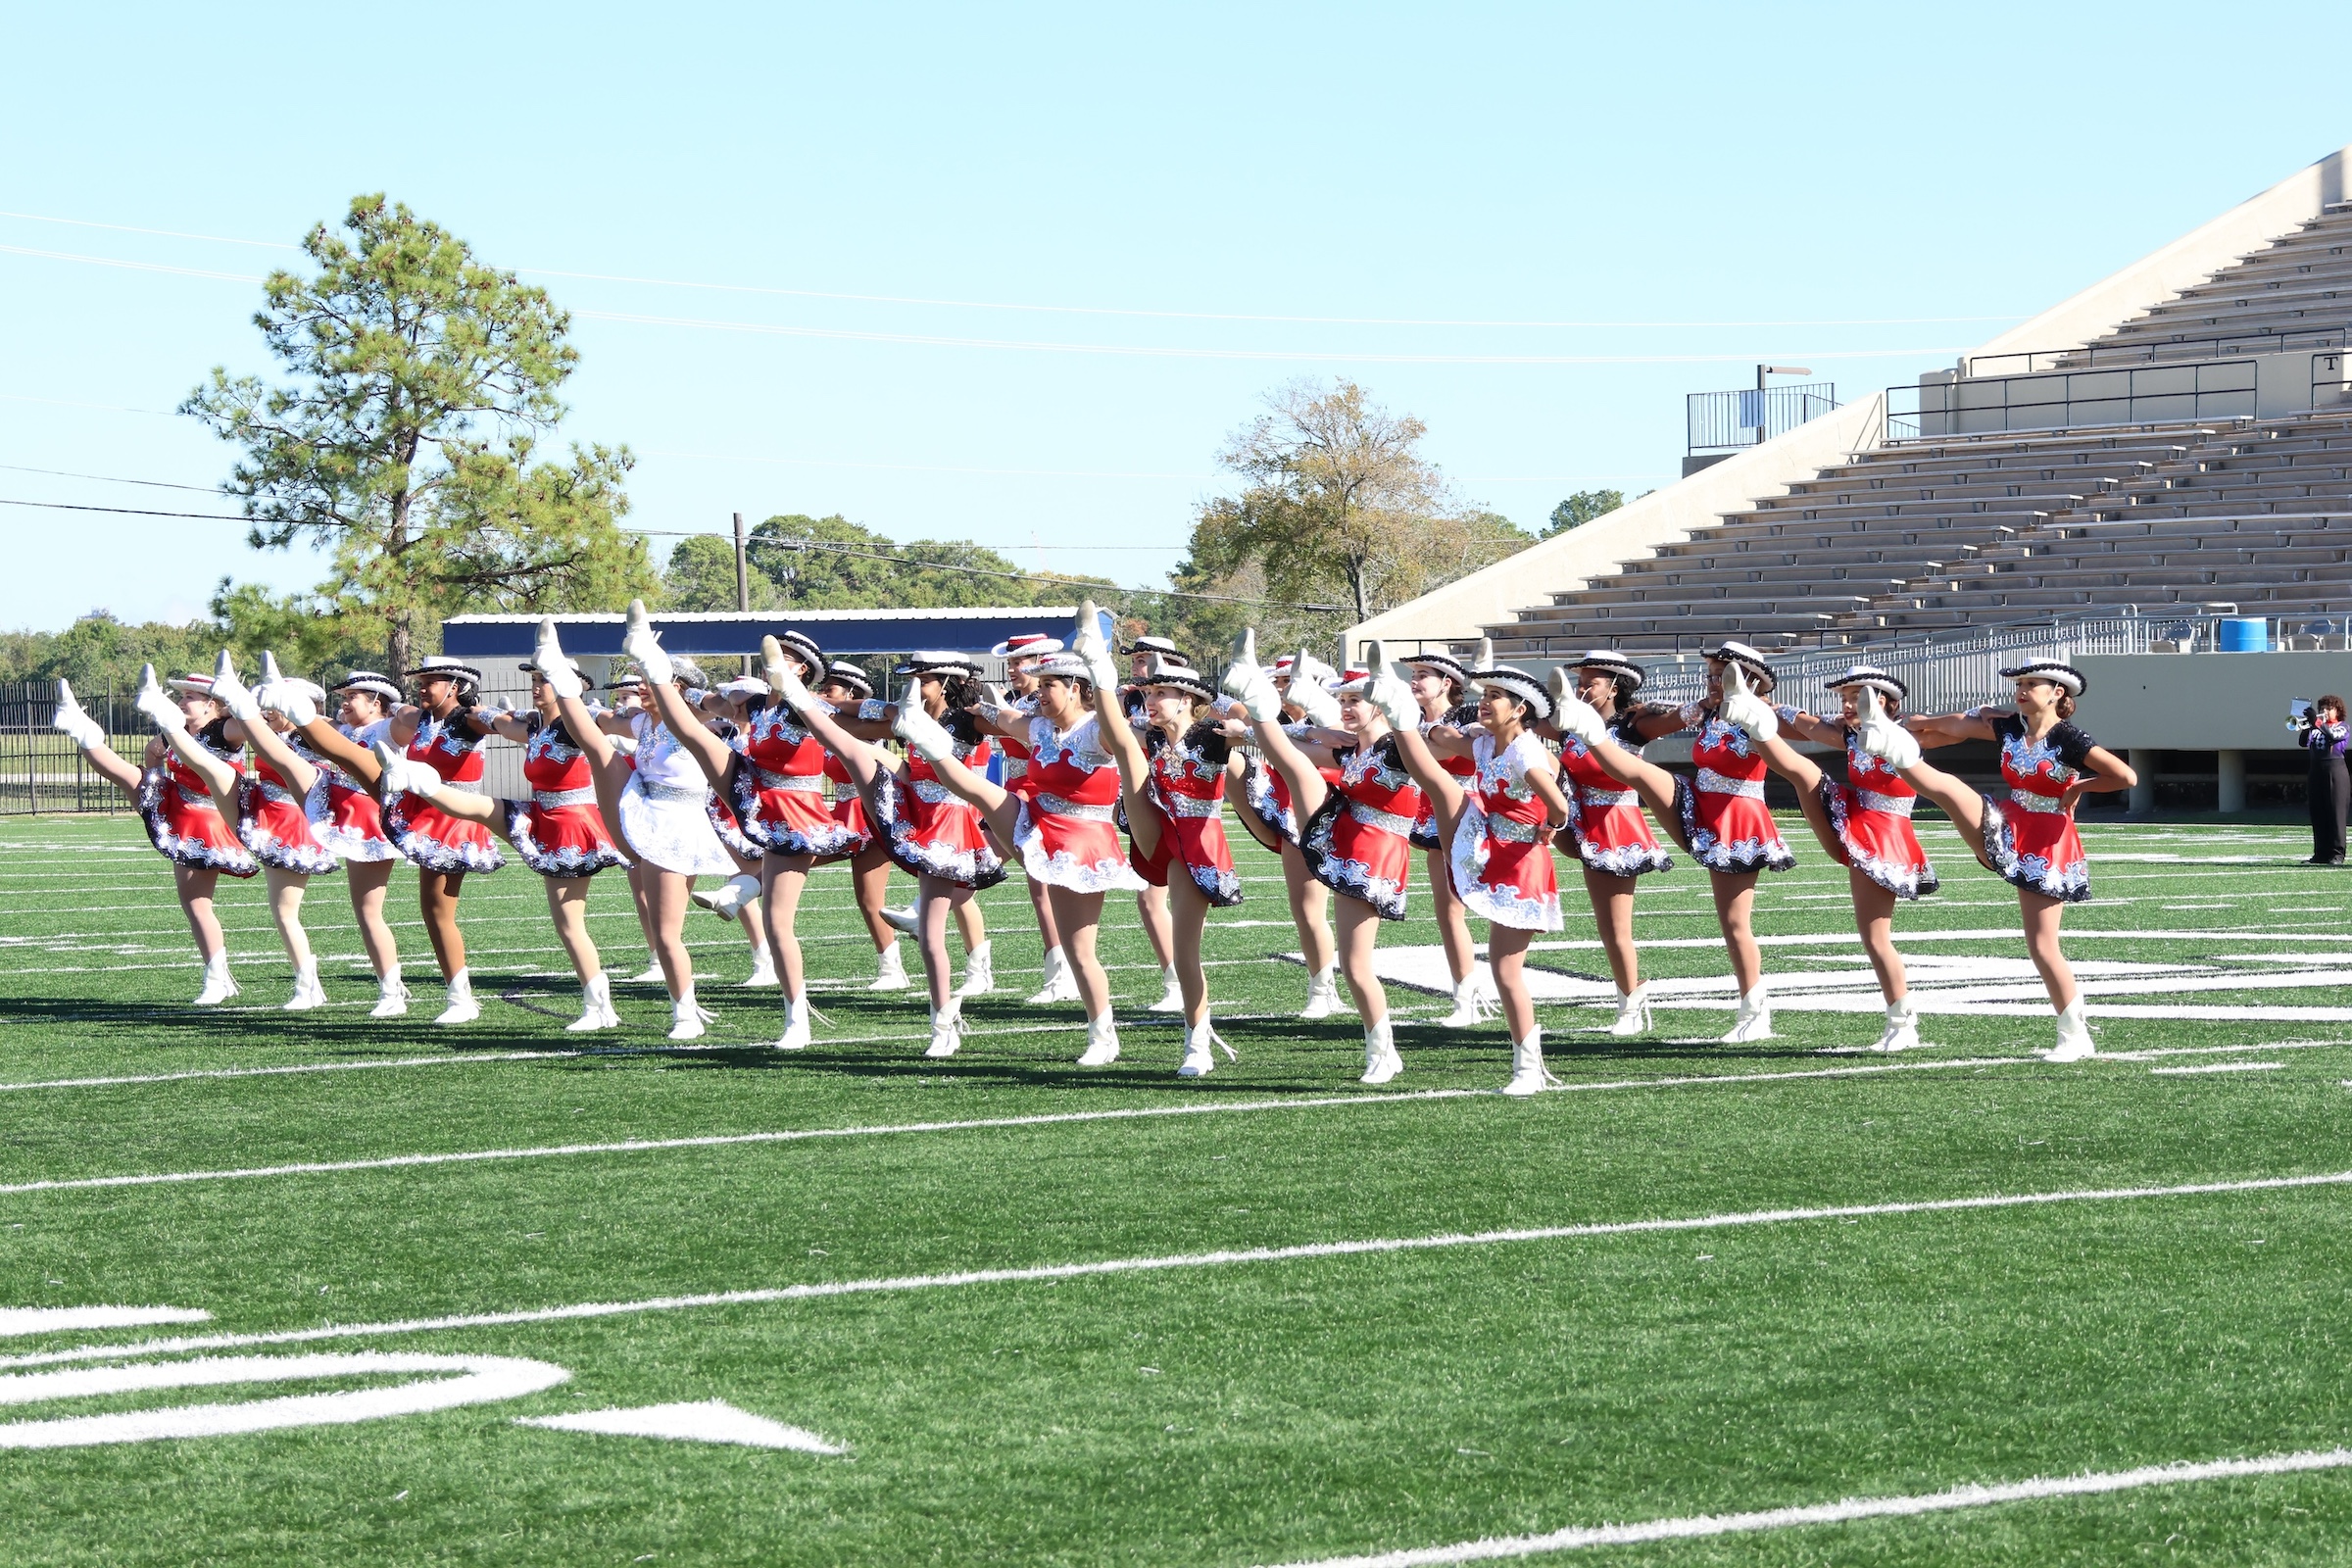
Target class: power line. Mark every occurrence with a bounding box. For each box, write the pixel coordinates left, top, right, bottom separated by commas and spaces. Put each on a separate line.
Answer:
0, 463, 220, 495
0, 497, 248, 521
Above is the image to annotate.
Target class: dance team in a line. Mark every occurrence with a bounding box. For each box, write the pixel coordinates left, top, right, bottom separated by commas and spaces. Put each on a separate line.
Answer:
48, 600, 2136, 1088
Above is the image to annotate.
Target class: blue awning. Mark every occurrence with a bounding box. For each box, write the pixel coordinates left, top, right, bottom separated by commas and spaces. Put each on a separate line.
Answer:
441, 608, 1078, 660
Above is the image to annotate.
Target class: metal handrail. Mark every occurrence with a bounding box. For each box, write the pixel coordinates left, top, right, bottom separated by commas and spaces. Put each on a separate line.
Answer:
1688, 382, 1838, 456
1968, 324, 2352, 378
1886, 361, 2260, 441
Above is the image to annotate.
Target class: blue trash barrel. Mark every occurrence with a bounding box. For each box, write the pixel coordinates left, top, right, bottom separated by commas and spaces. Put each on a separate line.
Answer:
2218, 617, 2269, 652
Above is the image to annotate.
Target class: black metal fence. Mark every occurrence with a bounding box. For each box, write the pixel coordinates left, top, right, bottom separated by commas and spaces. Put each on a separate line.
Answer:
0, 680, 141, 815
1687, 382, 1838, 456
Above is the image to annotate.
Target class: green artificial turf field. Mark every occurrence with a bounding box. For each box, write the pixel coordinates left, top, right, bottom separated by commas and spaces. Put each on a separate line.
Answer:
2, 808, 2350, 1566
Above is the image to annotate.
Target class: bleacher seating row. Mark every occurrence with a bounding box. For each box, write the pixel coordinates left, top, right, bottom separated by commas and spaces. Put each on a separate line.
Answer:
2058, 202, 2352, 367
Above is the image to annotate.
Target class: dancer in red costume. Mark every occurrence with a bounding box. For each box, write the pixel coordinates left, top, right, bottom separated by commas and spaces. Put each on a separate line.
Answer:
982, 632, 1083, 1005
317, 672, 410, 1016
1232, 654, 1341, 1020
1722, 663, 1936, 1052
381, 657, 504, 1025
1852, 658, 2134, 1060
1223, 630, 1426, 1085
52, 666, 252, 1004
1402, 650, 1496, 1029
1381, 647, 1574, 1096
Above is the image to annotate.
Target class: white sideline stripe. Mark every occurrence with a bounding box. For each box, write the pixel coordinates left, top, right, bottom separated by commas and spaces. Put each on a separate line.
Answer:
2151, 1062, 2282, 1075
1253, 1445, 2352, 1567
6, 1166, 2345, 1372
0, 1053, 559, 1093
0, 1056, 2055, 1192
0, 1305, 210, 1338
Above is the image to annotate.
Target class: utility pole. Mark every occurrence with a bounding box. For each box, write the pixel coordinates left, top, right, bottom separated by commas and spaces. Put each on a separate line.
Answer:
732, 512, 753, 674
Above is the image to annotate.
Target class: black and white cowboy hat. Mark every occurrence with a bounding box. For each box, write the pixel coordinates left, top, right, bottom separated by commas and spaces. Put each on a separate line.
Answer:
668, 656, 711, 691
895, 650, 984, 680
1472, 662, 1554, 722
332, 670, 404, 703
1141, 662, 1217, 702
1570, 649, 1646, 692
1826, 663, 1907, 701
405, 657, 483, 689
1702, 639, 1777, 693
1403, 650, 1473, 688
604, 663, 650, 691
1999, 658, 2086, 697
773, 630, 825, 675
1031, 652, 1094, 684
990, 633, 1063, 661
1121, 634, 1184, 660
715, 676, 771, 699
164, 672, 217, 697
821, 660, 874, 698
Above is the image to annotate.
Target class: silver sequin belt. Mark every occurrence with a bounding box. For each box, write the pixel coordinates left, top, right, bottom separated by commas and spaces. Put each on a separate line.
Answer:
911, 779, 956, 806
255, 781, 300, 807
2007, 789, 2068, 814
1853, 788, 1913, 817
1579, 787, 1640, 809
1346, 800, 1416, 836
1487, 816, 1544, 844
1161, 792, 1221, 818
534, 786, 597, 808
639, 780, 708, 805
1695, 768, 1765, 800
1035, 792, 1116, 822
755, 767, 826, 792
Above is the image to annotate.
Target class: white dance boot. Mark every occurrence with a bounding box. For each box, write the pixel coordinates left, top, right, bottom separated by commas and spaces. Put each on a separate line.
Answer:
567, 972, 619, 1032
2045, 997, 2095, 1062
1720, 983, 1774, 1044
1177, 1016, 1236, 1078
867, 941, 910, 992
740, 946, 779, 989
626, 958, 667, 984
1607, 983, 1651, 1037
880, 904, 919, 936
1360, 1017, 1404, 1085
435, 969, 479, 1026
1027, 946, 1080, 1004
370, 970, 409, 1019
774, 993, 813, 1052
1874, 999, 1921, 1054
283, 962, 326, 1012
1299, 965, 1341, 1020
1439, 974, 1497, 1029
1502, 1030, 1555, 1097
667, 984, 712, 1042
956, 942, 996, 997
192, 953, 237, 1006
1076, 1012, 1121, 1066
925, 998, 965, 1058
1148, 964, 1185, 1013
692, 872, 760, 922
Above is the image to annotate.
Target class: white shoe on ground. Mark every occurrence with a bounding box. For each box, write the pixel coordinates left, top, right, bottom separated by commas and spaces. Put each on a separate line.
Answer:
1148, 965, 1185, 1013
1720, 984, 1774, 1044
282, 964, 327, 1012
193, 955, 237, 1006
1874, 999, 1920, 1053
435, 969, 480, 1026
667, 987, 710, 1042
567, 972, 619, 1032
956, 942, 996, 997
369, 974, 410, 1019
626, 961, 667, 985
740, 947, 779, 988
1176, 1017, 1236, 1078
1076, 1012, 1120, 1066
867, 941, 910, 992
925, 999, 965, 1058
1360, 1018, 1403, 1085
774, 993, 813, 1052
2044, 997, 2095, 1061
1502, 1030, 1556, 1097
1299, 966, 1340, 1020
1438, 976, 1497, 1029
1606, 983, 1651, 1037
1026, 947, 1080, 1004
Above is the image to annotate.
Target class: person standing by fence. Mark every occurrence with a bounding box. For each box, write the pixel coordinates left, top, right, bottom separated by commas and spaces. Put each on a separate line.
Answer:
2299, 695, 2349, 866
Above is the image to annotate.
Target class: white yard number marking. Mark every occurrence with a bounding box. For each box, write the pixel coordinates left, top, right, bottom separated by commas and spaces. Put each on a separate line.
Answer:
0, 1351, 568, 1448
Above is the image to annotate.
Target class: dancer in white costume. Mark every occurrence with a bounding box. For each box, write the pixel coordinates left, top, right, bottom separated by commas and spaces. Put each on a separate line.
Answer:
1401, 649, 1498, 1029
980, 632, 1083, 1005
1381, 646, 1573, 1096
53, 668, 253, 1004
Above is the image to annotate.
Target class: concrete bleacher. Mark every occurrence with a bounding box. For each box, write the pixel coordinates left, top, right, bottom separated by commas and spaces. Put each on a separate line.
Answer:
2062, 203, 2352, 367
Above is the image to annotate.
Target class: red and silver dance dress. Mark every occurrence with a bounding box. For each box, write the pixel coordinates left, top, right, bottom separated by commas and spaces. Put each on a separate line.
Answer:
728, 702, 864, 857
311, 718, 398, 862
384, 713, 505, 873
1817, 726, 1937, 899
699, 715, 762, 861
1980, 714, 2096, 903
498, 714, 629, 878
867, 711, 1006, 888
823, 751, 869, 847
1409, 703, 1481, 851
1129, 721, 1243, 906
236, 740, 339, 876
1243, 722, 1334, 848
1448, 730, 1561, 929
1007, 713, 1146, 892
1673, 705, 1795, 874
1560, 710, 1673, 876
136, 719, 257, 877
1299, 733, 1424, 920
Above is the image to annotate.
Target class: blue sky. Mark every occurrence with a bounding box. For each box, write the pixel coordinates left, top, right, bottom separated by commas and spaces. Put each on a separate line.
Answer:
4, 2, 2349, 631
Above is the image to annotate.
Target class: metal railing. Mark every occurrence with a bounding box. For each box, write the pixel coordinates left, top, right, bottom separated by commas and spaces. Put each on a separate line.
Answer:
1886, 360, 2258, 440
1969, 324, 2352, 378
0, 681, 142, 815
1688, 382, 1838, 456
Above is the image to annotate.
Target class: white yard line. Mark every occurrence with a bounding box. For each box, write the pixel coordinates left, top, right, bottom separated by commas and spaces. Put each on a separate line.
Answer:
1253, 1446, 2352, 1567
2150, 1062, 2283, 1076
4, 1165, 2345, 1372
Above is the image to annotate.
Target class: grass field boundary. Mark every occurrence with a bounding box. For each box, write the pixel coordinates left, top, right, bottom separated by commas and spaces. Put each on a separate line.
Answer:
6, 1165, 2345, 1373
1254, 1444, 2352, 1566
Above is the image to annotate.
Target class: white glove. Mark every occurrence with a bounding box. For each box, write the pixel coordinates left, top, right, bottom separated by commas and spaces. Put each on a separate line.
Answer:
51, 678, 105, 750
370, 736, 442, 801
760, 636, 815, 713
1363, 641, 1419, 732
620, 598, 673, 686
1719, 662, 1779, 742
1218, 628, 1282, 724
1546, 666, 1606, 747
1287, 651, 1343, 729
261, 680, 318, 728
211, 650, 262, 723
1069, 597, 1121, 694
1852, 684, 1921, 770
608, 734, 639, 759
533, 616, 585, 700
133, 664, 186, 735
892, 676, 956, 762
